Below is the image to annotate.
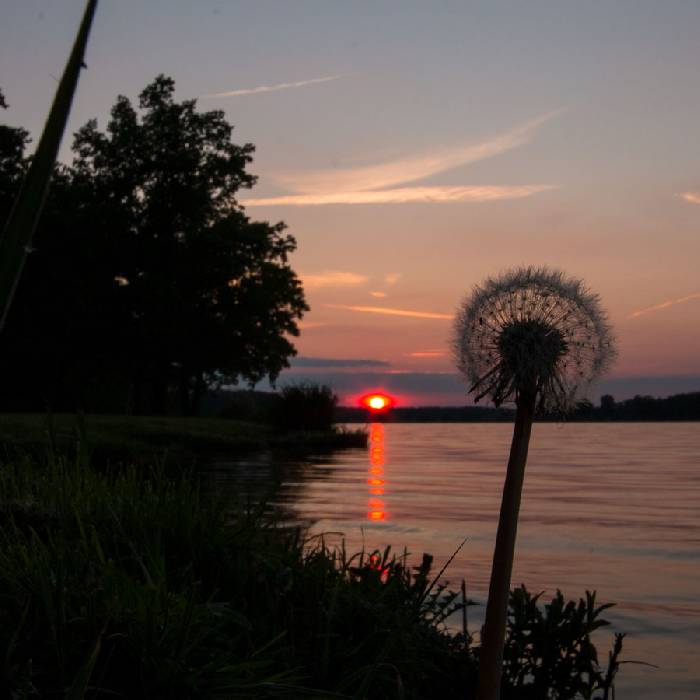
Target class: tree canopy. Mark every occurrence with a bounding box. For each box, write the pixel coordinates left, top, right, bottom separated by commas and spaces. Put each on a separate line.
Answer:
0, 78, 307, 414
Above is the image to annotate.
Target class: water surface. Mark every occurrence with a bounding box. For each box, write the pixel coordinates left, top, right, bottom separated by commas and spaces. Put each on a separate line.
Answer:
214, 423, 700, 698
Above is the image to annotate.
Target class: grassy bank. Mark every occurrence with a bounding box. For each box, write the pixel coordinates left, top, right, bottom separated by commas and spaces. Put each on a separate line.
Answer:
0, 413, 367, 464
0, 450, 624, 698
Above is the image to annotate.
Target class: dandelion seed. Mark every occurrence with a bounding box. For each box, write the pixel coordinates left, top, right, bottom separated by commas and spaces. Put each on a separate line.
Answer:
452, 266, 615, 700
453, 266, 615, 414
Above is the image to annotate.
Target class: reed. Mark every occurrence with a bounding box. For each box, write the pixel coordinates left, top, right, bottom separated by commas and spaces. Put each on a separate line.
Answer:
0, 0, 98, 332
0, 449, 622, 698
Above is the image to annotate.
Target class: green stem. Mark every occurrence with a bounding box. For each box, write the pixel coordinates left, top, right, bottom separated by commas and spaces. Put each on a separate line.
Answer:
0, 0, 98, 333
475, 387, 536, 700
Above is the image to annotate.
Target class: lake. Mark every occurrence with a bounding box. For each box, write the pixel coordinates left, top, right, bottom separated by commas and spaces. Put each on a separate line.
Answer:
212, 422, 700, 698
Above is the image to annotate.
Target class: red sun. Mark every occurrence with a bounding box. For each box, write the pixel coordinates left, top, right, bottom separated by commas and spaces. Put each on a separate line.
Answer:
360, 393, 395, 412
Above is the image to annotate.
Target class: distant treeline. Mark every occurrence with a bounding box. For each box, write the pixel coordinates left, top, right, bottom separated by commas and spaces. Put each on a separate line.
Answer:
334, 391, 700, 422
569, 391, 700, 421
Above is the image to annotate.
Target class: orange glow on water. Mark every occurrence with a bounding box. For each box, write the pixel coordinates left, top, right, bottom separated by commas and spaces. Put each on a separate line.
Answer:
366, 422, 388, 521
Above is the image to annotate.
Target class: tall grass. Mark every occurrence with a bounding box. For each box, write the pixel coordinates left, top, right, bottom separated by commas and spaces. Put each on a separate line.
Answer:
0, 450, 622, 698
0, 0, 98, 332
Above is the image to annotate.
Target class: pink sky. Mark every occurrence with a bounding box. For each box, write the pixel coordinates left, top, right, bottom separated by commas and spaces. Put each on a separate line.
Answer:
3, 1, 700, 405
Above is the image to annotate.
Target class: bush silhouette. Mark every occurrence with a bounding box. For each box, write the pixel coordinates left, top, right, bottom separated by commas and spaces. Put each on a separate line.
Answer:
272, 383, 338, 432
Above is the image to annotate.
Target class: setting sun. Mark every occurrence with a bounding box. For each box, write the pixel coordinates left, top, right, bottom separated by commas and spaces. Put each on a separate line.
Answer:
369, 396, 386, 410
360, 393, 395, 412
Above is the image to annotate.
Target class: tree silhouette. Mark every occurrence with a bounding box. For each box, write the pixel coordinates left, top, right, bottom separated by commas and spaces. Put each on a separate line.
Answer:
0, 90, 29, 225
0, 77, 307, 414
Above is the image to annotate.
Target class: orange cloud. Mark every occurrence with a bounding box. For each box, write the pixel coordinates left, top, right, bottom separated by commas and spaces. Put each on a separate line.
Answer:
680, 192, 700, 205
629, 292, 700, 318
202, 75, 342, 98
242, 184, 555, 207
407, 350, 447, 358
384, 273, 401, 286
370, 291, 387, 298
325, 304, 453, 320
301, 271, 367, 289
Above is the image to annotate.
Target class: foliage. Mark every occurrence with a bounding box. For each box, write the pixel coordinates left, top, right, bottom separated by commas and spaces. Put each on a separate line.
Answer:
502, 587, 624, 699
0, 90, 30, 205
0, 448, 624, 699
0, 76, 307, 415
0, 1, 98, 332
0, 412, 367, 465
271, 383, 339, 432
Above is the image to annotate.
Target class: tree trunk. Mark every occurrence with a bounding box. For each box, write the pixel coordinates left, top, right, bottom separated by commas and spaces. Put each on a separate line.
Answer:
179, 366, 191, 416
191, 372, 205, 417
152, 363, 169, 415
475, 387, 536, 700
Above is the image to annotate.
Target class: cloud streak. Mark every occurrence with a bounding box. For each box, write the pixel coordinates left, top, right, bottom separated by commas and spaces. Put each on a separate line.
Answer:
242, 184, 555, 207
406, 350, 447, 358
680, 192, 700, 205
326, 304, 453, 320
629, 292, 700, 318
301, 271, 367, 289
202, 75, 342, 99
271, 111, 559, 195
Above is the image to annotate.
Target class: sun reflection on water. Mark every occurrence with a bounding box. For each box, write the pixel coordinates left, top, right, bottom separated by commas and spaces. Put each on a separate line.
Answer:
367, 423, 387, 521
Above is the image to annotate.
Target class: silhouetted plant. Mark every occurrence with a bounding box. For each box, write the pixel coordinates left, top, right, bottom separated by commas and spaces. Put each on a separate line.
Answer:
0, 0, 97, 333
502, 587, 623, 699
453, 267, 615, 700
272, 382, 338, 432
0, 449, 623, 698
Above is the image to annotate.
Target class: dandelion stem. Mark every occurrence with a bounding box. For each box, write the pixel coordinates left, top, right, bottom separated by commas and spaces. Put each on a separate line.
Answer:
476, 383, 536, 700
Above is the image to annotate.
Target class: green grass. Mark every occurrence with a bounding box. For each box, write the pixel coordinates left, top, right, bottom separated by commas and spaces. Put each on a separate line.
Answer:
0, 450, 625, 699
0, 413, 367, 464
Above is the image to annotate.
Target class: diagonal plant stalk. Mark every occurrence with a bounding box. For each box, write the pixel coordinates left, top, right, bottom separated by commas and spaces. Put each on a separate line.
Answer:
476, 383, 536, 700
454, 268, 615, 700
0, 0, 98, 333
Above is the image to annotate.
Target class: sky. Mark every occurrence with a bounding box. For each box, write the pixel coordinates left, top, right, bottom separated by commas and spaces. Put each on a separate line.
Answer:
2, 0, 700, 405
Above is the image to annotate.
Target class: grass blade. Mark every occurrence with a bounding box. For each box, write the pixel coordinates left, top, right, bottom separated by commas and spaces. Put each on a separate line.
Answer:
0, 0, 98, 332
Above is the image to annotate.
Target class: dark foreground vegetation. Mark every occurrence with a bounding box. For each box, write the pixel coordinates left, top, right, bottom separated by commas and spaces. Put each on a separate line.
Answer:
0, 411, 365, 464
0, 450, 624, 699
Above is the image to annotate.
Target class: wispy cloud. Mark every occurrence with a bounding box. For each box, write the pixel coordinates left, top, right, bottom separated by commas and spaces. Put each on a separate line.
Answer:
384, 273, 401, 287
406, 350, 447, 358
680, 192, 700, 205
301, 271, 367, 290
242, 184, 555, 207
297, 321, 327, 330
202, 75, 342, 98
326, 304, 453, 320
370, 291, 387, 298
270, 111, 559, 195
629, 292, 700, 318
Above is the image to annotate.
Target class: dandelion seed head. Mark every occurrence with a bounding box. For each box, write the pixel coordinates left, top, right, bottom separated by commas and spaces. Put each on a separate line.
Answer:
452, 267, 616, 412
